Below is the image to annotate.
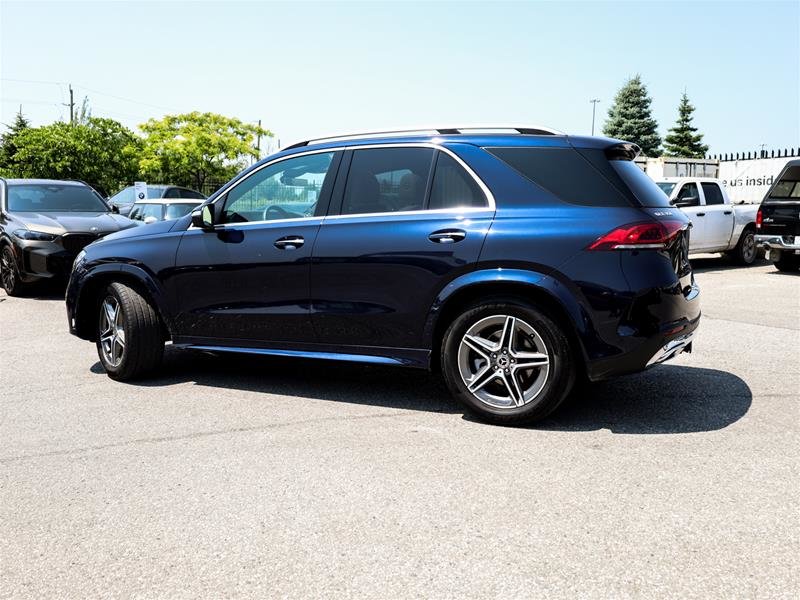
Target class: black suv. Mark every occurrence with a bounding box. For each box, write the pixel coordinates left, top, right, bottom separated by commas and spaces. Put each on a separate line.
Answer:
0, 179, 134, 295
66, 127, 700, 424
756, 159, 800, 272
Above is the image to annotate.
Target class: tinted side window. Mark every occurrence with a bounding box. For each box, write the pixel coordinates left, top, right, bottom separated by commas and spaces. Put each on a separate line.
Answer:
487, 147, 631, 207
701, 182, 725, 205
163, 188, 181, 199
429, 152, 486, 209
223, 152, 335, 223
342, 148, 434, 215
676, 183, 700, 206
180, 189, 205, 199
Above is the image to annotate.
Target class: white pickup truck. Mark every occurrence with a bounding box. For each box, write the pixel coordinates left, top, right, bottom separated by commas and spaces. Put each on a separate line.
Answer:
655, 177, 759, 264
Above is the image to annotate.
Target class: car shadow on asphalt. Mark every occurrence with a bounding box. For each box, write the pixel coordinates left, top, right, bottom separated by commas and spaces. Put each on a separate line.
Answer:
533, 365, 752, 434
91, 347, 752, 434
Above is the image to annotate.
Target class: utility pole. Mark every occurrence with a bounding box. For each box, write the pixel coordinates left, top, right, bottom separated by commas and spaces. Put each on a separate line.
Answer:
590, 98, 601, 136
62, 84, 75, 124
256, 119, 262, 161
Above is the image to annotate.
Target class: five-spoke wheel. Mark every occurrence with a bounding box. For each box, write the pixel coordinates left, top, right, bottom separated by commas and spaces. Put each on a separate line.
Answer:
99, 296, 126, 367
442, 299, 575, 425
458, 315, 550, 408
95, 282, 164, 380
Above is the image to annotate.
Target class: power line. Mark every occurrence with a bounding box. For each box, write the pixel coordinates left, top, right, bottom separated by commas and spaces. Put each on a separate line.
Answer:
1, 78, 179, 113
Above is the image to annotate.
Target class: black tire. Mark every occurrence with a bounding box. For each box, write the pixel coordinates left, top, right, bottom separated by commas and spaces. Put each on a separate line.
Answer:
727, 227, 757, 265
95, 282, 164, 380
0, 245, 31, 297
440, 298, 576, 425
775, 253, 800, 272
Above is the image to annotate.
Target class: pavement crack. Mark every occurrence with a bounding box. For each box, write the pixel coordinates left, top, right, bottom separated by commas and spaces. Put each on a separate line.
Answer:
0, 411, 408, 464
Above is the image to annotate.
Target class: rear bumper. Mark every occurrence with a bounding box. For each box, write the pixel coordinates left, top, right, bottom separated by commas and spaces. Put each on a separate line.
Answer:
756, 234, 800, 252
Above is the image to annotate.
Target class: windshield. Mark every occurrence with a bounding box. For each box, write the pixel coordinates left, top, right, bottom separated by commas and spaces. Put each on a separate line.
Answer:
768, 165, 800, 201
8, 184, 109, 213
165, 202, 200, 219
656, 182, 676, 196
109, 186, 166, 204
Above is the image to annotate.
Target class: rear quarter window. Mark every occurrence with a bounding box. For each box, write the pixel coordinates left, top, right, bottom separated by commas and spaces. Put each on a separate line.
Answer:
486, 147, 633, 207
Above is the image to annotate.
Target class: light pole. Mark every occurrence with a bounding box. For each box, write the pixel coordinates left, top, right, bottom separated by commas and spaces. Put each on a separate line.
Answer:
590, 99, 601, 136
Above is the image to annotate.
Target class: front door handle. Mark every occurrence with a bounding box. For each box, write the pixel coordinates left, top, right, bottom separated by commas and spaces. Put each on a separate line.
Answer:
428, 229, 466, 244
696, 212, 706, 217
274, 236, 304, 250
723, 210, 733, 215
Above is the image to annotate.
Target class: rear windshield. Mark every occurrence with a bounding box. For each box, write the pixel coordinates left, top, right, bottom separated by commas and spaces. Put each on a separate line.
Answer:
8, 184, 109, 212
608, 159, 673, 207
768, 165, 800, 201
486, 147, 632, 207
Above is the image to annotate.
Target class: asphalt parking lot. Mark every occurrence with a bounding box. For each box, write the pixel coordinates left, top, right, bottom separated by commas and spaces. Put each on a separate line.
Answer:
1, 257, 798, 598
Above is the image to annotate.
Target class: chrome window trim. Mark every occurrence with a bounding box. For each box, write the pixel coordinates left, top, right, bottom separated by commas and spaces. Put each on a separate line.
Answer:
191, 142, 495, 230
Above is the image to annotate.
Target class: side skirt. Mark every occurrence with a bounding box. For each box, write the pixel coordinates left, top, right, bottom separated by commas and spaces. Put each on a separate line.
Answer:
172, 338, 431, 369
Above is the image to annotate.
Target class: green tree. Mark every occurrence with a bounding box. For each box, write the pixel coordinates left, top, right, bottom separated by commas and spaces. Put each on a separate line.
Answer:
0, 110, 31, 175
603, 75, 662, 156
9, 117, 141, 195
139, 112, 272, 190
663, 92, 709, 158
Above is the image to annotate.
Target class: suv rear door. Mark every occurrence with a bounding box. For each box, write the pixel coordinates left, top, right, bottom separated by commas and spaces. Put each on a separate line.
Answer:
760, 162, 800, 237
310, 145, 493, 350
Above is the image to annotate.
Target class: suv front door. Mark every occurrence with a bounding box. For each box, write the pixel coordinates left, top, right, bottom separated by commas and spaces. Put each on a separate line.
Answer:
310, 145, 494, 352
172, 150, 341, 344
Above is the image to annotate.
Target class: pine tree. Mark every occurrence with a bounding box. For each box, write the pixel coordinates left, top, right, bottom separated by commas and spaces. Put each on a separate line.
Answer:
0, 109, 31, 171
603, 75, 661, 156
663, 92, 709, 158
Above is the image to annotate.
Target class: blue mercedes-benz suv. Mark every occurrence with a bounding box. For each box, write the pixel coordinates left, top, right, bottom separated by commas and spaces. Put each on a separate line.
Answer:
65, 126, 700, 424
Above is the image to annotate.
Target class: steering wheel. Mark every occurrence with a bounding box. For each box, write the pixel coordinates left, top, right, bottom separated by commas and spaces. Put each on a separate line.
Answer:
262, 205, 294, 220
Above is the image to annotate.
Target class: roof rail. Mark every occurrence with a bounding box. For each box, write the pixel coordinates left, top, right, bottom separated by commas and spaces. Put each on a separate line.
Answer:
282, 124, 563, 151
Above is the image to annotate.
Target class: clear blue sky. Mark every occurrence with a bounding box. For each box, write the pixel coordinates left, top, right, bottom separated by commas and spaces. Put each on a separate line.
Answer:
1, 0, 798, 155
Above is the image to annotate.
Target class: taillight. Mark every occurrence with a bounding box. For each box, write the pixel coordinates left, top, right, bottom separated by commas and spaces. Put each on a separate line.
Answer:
588, 220, 685, 251
756, 208, 762, 230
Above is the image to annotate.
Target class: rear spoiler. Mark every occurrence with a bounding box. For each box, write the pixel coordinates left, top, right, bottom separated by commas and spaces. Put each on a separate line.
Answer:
604, 143, 641, 161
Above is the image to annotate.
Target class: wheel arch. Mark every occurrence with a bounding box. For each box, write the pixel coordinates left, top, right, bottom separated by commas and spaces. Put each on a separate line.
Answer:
424, 269, 589, 374
73, 263, 172, 341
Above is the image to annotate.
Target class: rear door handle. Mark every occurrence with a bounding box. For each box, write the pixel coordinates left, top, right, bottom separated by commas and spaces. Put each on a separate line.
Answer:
428, 229, 466, 244
274, 236, 304, 250
723, 210, 733, 215
696, 212, 706, 217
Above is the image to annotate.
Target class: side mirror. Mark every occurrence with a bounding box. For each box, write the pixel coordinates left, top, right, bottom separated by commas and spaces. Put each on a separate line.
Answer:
110, 204, 120, 214
191, 205, 215, 230
673, 196, 699, 208
143, 216, 158, 225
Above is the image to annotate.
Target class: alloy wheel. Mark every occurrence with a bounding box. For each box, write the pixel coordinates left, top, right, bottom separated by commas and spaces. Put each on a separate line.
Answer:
457, 314, 550, 409
1, 249, 16, 291
99, 296, 126, 367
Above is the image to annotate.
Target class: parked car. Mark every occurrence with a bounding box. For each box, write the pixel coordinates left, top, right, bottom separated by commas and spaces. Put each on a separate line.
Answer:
129, 199, 204, 224
65, 126, 700, 425
108, 185, 206, 216
656, 177, 759, 264
755, 159, 800, 272
0, 179, 135, 296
